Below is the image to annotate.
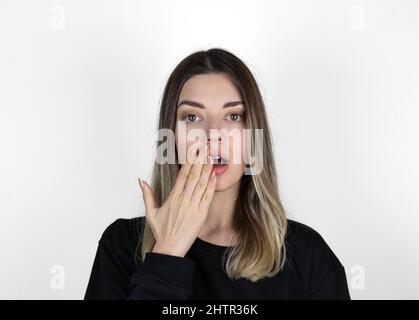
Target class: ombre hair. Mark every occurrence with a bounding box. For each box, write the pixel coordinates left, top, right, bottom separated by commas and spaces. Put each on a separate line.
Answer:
137, 48, 288, 282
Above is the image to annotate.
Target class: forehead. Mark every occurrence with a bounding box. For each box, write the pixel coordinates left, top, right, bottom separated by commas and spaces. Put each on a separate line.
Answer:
178, 73, 242, 106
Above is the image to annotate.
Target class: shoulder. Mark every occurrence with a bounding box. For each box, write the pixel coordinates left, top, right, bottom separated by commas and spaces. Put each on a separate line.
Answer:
286, 218, 328, 244
285, 218, 350, 299
285, 218, 326, 247
286, 218, 337, 249
285, 218, 345, 271
99, 216, 146, 249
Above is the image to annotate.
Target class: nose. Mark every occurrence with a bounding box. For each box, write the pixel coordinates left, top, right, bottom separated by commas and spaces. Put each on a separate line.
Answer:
206, 128, 224, 156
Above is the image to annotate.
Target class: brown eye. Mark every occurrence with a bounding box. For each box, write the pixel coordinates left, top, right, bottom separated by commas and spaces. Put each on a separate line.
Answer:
184, 113, 198, 122
229, 113, 242, 122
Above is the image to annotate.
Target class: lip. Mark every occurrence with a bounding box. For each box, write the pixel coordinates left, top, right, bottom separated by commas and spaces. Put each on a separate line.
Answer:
212, 163, 228, 175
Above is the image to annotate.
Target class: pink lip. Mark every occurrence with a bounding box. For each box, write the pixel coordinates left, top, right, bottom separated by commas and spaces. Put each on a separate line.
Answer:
212, 164, 228, 175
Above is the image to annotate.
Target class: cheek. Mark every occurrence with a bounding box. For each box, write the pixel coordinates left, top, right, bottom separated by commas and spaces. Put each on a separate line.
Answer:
223, 132, 246, 182
226, 130, 246, 168
228, 164, 245, 178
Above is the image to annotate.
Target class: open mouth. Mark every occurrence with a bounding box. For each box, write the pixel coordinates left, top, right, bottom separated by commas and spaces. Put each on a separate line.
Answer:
210, 156, 229, 175
210, 156, 228, 165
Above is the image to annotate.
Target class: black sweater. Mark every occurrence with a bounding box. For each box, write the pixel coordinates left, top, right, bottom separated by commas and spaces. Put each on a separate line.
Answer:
84, 216, 351, 300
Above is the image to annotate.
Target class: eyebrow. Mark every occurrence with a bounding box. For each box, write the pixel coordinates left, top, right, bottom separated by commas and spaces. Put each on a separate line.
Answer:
177, 100, 244, 109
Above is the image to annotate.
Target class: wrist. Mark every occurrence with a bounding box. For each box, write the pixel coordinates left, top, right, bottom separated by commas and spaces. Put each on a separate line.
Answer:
152, 243, 185, 258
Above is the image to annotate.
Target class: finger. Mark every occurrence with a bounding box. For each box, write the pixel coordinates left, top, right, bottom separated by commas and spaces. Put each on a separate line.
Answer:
191, 153, 214, 206
198, 171, 217, 212
139, 179, 158, 218
169, 146, 200, 200
183, 145, 208, 198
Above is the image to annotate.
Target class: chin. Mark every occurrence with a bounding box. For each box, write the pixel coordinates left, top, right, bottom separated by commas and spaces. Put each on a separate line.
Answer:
214, 180, 230, 191
213, 171, 243, 192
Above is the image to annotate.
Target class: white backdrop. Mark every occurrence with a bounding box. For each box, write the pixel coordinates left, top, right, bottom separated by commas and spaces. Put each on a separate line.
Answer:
0, 0, 418, 299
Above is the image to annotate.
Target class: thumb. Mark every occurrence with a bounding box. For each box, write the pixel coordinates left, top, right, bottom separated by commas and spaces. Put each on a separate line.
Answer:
138, 178, 158, 214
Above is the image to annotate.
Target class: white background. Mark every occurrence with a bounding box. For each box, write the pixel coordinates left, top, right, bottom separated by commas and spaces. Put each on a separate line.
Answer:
0, 0, 418, 299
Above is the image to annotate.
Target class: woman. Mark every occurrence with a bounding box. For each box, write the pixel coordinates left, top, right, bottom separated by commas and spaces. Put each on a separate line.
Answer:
84, 48, 351, 300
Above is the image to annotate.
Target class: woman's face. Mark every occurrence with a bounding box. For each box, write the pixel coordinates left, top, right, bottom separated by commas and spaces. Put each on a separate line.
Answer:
175, 73, 247, 192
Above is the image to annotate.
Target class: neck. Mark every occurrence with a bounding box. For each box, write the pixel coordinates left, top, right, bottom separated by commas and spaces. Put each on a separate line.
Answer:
200, 181, 240, 237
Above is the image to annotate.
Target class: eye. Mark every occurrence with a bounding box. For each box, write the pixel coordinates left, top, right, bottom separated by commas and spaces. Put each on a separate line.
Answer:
227, 112, 243, 122
182, 113, 201, 123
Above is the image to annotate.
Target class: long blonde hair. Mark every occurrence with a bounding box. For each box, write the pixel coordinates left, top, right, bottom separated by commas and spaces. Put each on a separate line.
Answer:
137, 48, 288, 282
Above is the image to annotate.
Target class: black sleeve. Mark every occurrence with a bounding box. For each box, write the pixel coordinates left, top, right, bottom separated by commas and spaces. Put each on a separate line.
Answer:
84, 219, 196, 300
308, 231, 351, 300
127, 252, 196, 300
